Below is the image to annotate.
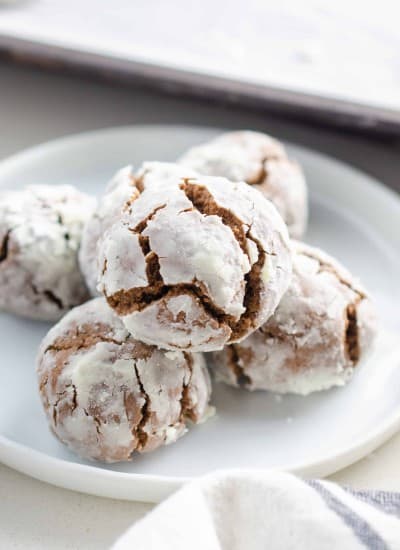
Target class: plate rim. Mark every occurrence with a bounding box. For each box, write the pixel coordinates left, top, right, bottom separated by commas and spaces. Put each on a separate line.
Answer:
0, 122, 398, 204
2, 405, 400, 502
1, 123, 400, 502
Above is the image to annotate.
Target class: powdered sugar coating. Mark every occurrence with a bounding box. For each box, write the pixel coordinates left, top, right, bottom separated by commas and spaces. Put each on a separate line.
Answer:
98, 170, 292, 352
179, 130, 308, 239
211, 242, 378, 394
79, 166, 136, 295
37, 298, 212, 463
0, 184, 95, 320
79, 163, 199, 296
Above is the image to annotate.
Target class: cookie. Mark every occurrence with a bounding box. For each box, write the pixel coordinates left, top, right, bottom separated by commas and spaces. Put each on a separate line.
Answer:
37, 298, 212, 463
179, 130, 308, 238
79, 167, 135, 296
211, 242, 377, 394
0, 184, 95, 320
79, 163, 198, 296
97, 171, 292, 352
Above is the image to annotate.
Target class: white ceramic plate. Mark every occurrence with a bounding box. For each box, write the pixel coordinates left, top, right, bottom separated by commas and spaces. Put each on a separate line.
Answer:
0, 125, 399, 503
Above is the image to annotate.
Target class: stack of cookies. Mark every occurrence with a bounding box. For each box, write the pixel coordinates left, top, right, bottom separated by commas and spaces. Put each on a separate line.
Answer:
0, 131, 377, 463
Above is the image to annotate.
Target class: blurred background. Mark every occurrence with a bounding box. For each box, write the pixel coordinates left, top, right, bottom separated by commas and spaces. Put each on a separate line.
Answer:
0, 0, 399, 135
0, 0, 399, 193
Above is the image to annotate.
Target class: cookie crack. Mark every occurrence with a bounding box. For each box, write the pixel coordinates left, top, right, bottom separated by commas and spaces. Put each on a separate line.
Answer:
82, 407, 101, 443
179, 353, 195, 422
179, 180, 266, 340
301, 249, 364, 365
131, 204, 167, 234
247, 154, 283, 186
133, 363, 150, 450
247, 156, 268, 185
179, 180, 249, 256
261, 325, 290, 341
107, 283, 236, 329
31, 282, 65, 310
231, 231, 265, 340
123, 174, 144, 213
44, 324, 128, 354
43, 289, 64, 310
132, 170, 148, 194
127, 204, 167, 289
55, 213, 71, 241
345, 300, 361, 364
0, 230, 10, 263
226, 344, 251, 387
52, 383, 77, 427
71, 383, 78, 411
86, 409, 102, 437
301, 249, 366, 299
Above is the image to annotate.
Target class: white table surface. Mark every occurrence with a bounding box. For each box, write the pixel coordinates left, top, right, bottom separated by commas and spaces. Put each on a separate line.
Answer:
1, 60, 400, 549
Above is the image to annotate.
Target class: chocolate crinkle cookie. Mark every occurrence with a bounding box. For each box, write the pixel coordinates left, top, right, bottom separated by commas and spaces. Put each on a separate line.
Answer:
211, 242, 377, 395
0, 184, 95, 320
79, 166, 135, 296
79, 162, 198, 296
37, 298, 212, 463
97, 168, 292, 352
179, 130, 308, 239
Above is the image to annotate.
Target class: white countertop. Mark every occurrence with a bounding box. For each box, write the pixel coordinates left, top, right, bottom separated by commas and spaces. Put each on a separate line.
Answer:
1, 60, 400, 549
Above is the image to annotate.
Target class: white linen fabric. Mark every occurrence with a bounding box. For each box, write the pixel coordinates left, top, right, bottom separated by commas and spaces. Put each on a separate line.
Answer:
112, 470, 400, 549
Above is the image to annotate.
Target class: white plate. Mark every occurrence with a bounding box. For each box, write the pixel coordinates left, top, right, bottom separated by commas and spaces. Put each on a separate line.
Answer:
0, 125, 400, 503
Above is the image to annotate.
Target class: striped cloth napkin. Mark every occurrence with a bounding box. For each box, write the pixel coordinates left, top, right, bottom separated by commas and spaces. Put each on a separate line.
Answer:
112, 470, 400, 549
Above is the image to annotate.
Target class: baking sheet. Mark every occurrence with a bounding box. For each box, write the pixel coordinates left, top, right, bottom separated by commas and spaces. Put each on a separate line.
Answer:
1, 0, 399, 134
